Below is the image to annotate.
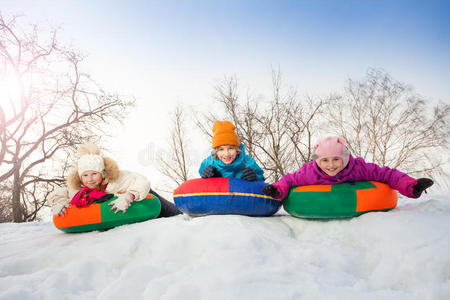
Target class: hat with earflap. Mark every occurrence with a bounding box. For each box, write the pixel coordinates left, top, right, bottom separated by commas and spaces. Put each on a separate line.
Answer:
211, 121, 240, 149
312, 136, 350, 167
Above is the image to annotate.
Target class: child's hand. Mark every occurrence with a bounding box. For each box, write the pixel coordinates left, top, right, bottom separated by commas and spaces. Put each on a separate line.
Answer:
262, 185, 280, 198
412, 178, 434, 196
51, 197, 70, 216
242, 168, 257, 181
109, 192, 133, 214
201, 166, 220, 178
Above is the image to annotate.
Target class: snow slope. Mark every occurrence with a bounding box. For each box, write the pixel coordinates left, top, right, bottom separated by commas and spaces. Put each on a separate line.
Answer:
1, 194, 449, 300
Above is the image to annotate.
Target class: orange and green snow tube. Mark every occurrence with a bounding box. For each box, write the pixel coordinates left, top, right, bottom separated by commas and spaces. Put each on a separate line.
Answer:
283, 181, 398, 219
53, 194, 161, 233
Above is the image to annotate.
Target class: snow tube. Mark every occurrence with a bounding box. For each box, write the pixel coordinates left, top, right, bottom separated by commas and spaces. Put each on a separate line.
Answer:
53, 194, 161, 233
173, 178, 281, 216
283, 181, 397, 219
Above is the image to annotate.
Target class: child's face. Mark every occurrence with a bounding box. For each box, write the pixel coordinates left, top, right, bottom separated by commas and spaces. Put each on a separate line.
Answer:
81, 170, 103, 189
319, 156, 344, 176
216, 145, 238, 165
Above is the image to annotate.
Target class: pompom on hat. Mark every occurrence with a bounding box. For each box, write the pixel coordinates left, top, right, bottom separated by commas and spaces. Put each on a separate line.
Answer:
211, 121, 240, 149
313, 136, 351, 167
76, 143, 105, 177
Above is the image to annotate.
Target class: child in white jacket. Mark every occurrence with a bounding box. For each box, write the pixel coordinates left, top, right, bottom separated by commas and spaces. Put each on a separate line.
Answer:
49, 143, 180, 217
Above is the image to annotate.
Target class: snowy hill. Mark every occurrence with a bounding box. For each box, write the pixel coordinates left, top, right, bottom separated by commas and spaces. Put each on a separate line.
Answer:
1, 194, 449, 300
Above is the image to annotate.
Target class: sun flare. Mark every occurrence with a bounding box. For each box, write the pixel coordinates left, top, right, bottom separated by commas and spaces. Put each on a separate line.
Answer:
0, 73, 23, 110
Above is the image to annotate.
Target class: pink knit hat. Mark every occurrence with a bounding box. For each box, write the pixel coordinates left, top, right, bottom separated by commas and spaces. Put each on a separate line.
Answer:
313, 136, 350, 167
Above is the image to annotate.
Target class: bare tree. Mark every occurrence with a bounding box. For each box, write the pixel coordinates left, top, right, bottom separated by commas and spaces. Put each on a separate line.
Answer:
251, 69, 326, 180
0, 180, 12, 222
326, 68, 450, 180
0, 16, 134, 222
195, 70, 325, 182
158, 104, 193, 187
163, 69, 448, 188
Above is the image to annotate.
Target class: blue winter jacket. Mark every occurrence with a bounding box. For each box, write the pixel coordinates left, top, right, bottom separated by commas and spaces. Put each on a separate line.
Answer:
198, 144, 264, 181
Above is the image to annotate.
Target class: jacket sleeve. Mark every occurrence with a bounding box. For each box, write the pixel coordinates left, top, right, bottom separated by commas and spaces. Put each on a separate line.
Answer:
271, 171, 301, 200
356, 159, 416, 197
396, 176, 419, 198
112, 171, 151, 201
129, 172, 151, 201
48, 187, 71, 215
48, 187, 69, 205
270, 161, 313, 199
244, 154, 265, 181
198, 159, 207, 177
198, 156, 213, 177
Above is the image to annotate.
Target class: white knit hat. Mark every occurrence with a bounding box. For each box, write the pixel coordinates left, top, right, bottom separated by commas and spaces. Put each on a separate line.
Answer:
77, 154, 105, 177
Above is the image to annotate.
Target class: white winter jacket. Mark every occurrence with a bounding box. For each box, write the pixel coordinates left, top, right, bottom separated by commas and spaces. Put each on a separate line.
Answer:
49, 170, 150, 215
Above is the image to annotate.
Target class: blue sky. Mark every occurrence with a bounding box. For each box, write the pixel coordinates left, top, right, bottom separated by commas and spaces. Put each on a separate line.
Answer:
1, 0, 449, 185
79, 0, 449, 101
2, 0, 448, 101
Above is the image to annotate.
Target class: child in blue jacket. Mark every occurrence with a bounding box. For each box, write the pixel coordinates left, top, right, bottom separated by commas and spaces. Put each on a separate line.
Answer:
198, 121, 264, 181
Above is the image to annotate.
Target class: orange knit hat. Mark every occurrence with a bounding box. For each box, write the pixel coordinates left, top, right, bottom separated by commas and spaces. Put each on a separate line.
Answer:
211, 121, 240, 148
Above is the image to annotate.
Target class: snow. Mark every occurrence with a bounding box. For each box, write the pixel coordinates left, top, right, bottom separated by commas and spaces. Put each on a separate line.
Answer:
1, 194, 449, 300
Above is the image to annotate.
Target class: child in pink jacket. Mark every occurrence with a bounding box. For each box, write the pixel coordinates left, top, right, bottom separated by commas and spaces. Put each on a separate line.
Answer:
262, 136, 434, 200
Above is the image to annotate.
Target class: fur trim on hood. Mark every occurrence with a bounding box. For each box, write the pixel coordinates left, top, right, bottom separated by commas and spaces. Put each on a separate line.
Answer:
67, 155, 120, 190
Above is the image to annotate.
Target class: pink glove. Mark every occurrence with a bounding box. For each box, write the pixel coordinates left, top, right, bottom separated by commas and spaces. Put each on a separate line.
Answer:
108, 192, 133, 214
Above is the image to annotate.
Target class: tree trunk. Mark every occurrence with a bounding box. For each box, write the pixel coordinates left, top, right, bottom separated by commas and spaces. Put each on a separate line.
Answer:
12, 167, 23, 222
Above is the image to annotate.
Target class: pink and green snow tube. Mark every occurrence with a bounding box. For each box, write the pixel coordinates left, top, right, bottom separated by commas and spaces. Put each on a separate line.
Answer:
53, 194, 161, 233
283, 181, 398, 219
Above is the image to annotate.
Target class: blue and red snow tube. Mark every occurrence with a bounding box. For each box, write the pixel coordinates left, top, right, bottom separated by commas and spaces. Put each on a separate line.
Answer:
173, 178, 281, 216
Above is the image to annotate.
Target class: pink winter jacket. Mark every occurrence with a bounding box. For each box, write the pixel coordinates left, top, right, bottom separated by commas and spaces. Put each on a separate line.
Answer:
272, 155, 418, 200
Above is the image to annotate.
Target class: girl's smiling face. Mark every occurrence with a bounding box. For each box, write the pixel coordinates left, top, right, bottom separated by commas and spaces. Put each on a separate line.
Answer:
216, 145, 238, 165
318, 156, 344, 176
81, 170, 103, 189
